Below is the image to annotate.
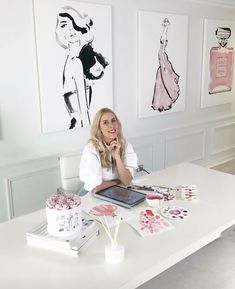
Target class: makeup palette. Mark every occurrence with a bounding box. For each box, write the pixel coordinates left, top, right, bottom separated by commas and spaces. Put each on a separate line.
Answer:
180, 185, 198, 201
161, 206, 189, 219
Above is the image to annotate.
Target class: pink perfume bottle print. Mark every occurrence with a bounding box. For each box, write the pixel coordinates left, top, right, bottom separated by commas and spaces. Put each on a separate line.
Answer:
209, 27, 234, 94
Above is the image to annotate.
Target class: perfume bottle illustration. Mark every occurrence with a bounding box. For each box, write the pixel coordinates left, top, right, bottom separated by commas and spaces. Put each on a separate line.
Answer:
209, 27, 234, 94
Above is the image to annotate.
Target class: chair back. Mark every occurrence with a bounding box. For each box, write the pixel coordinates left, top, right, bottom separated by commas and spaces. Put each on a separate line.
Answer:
59, 153, 83, 193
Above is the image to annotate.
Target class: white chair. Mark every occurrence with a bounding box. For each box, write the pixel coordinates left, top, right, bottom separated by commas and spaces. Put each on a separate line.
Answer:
59, 152, 83, 194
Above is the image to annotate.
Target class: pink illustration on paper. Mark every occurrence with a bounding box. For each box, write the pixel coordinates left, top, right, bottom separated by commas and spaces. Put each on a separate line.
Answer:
127, 208, 175, 237
89, 204, 118, 217
201, 19, 235, 108
138, 11, 188, 118
152, 18, 180, 112
209, 27, 234, 94
139, 209, 171, 234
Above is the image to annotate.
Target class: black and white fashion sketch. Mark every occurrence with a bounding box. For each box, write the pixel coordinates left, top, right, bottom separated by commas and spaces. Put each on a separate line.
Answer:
34, 0, 112, 133
56, 6, 109, 129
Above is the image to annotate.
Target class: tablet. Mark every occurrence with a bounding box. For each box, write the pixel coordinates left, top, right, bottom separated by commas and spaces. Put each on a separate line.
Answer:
93, 185, 146, 208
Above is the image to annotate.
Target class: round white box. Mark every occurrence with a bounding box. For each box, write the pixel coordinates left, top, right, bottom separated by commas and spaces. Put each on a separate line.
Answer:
46, 205, 82, 237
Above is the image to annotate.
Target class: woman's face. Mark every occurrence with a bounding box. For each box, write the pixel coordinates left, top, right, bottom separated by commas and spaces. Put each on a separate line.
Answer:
58, 16, 80, 44
100, 112, 119, 144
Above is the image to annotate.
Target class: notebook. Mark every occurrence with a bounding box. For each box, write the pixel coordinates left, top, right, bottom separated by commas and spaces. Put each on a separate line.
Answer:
93, 185, 146, 208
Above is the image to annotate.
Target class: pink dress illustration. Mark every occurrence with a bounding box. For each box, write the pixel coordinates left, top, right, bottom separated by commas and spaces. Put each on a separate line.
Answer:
152, 18, 180, 112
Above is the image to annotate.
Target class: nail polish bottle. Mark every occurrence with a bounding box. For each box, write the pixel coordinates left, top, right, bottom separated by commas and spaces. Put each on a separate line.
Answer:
209, 27, 234, 94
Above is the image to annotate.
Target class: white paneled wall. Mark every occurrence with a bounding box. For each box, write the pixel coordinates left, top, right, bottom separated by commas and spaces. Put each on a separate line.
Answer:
1, 115, 235, 222
0, 156, 61, 221
212, 123, 235, 154
164, 130, 205, 167
1, 0, 235, 223
6, 166, 60, 218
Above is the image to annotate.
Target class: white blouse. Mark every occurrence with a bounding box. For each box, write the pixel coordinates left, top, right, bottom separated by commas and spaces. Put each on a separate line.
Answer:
79, 141, 138, 192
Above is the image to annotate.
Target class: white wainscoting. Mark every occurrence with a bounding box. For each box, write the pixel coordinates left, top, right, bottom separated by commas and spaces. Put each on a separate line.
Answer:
1, 118, 235, 222
212, 122, 235, 155
0, 156, 61, 222
164, 130, 206, 167
6, 166, 60, 219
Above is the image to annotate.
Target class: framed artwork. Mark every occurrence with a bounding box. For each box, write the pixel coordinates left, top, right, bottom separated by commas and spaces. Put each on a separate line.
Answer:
33, 0, 112, 133
138, 11, 188, 118
201, 19, 235, 108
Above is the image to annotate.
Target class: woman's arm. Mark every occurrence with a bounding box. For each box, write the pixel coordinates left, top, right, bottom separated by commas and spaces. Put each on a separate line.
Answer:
92, 179, 120, 193
110, 139, 133, 186
115, 154, 133, 186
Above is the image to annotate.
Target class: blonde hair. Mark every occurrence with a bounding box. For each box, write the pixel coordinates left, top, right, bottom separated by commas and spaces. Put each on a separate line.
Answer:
89, 108, 126, 169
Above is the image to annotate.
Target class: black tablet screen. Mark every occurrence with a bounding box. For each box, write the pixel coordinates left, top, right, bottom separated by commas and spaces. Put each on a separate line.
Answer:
95, 185, 145, 206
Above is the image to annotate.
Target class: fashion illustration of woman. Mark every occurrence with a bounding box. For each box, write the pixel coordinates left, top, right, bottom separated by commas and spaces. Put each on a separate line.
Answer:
56, 6, 109, 129
152, 18, 180, 112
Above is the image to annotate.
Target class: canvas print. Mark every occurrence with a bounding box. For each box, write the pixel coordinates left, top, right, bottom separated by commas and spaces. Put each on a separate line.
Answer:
201, 19, 235, 108
33, 0, 112, 132
138, 11, 188, 118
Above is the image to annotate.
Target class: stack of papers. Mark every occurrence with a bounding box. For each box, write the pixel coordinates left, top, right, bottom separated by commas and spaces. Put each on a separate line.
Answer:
26, 217, 99, 256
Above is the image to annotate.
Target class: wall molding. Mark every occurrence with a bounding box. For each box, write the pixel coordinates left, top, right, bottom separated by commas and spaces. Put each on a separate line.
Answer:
130, 113, 235, 140
183, 0, 235, 9
1, 115, 235, 222
5, 165, 59, 219
164, 130, 206, 167
212, 122, 235, 155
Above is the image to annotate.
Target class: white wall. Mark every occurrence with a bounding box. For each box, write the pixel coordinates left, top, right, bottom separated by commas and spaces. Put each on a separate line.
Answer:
1, 0, 235, 222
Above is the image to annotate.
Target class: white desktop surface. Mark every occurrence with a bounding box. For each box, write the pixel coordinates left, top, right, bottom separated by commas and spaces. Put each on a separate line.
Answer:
1, 163, 235, 289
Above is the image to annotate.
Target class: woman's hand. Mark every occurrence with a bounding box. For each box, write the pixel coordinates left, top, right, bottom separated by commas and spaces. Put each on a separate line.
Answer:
109, 138, 133, 186
110, 138, 121, 159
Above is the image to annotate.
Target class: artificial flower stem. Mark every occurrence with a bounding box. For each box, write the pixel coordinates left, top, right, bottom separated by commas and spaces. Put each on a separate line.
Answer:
104, 215, 112, 237
98, 217, 114, 245
113, 213, 121, 246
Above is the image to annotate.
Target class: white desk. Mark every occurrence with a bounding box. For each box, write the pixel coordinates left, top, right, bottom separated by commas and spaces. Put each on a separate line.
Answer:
1, 163, 235, 289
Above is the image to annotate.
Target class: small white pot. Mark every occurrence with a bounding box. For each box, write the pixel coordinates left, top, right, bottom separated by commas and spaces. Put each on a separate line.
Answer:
105, 243, 125, 264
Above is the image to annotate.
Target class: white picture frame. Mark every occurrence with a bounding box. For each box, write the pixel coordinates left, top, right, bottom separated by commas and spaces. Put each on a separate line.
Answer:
138, 11, 188, 118
33, 0, 113, 133
201, 19, 235, 108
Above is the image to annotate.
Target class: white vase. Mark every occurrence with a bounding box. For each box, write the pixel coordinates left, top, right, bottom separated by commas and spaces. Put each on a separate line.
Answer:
105, 243, 125, 264
46, 205, 82, 237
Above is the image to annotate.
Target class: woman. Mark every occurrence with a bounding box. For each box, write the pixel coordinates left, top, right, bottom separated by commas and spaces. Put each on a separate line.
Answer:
152, 18, 180, 112
79, 108, 138, 194
55, 6, 94, 129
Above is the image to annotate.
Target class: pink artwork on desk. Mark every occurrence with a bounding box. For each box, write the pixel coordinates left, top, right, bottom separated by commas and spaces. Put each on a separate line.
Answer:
161, 206, 188, 220
127, 208, 174, 237
89, 204, 117, 217
140, 209, 170, 234
209, 27, 234, 94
